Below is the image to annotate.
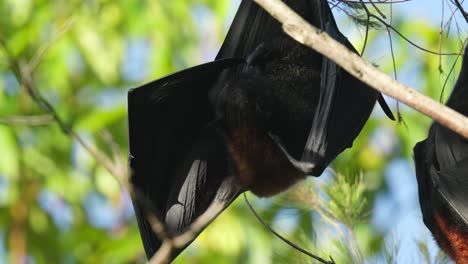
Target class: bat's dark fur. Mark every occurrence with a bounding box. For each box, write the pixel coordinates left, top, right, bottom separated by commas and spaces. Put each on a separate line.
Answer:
128, 0, 393, 261
414, 46, 468, 263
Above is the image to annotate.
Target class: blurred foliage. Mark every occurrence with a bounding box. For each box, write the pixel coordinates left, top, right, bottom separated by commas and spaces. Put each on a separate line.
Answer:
0, 0, 466, 263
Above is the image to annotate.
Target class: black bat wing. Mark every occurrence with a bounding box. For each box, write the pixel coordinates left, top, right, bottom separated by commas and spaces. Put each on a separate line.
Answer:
435, 131, 468, 225
267, 0, 382, 175
414, 45, 468, 250
216, 0, 321, 60
413, 137, 436, 229
419, 46, 468, 224
128, 59, 243, 260
217, 0, 395, 119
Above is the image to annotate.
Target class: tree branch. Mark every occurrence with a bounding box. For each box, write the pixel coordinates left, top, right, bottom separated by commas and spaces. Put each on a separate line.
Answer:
0, 115, 54, 126
0, 36, 124, 181
0, 33, 214, 264
253, 0, 468, 139
452, 0, 468, 23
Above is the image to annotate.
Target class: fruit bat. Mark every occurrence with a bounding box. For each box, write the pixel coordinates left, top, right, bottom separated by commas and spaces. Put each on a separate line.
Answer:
414, 46, 468, 263
128, 0, 394, 261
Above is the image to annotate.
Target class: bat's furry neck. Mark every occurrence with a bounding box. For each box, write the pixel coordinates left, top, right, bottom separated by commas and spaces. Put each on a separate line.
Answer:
225, 125, 305, 197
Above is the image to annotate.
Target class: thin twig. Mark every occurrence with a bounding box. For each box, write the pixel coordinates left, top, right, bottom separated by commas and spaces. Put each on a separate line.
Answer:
369, 13, 459, 56
0, 36, 122, 180
1, 30, 216, 264
452, 0, 468, 23
358, 0, 371, 56
244, 194, 335, 264
0, 29, 169, 263
148, 200, 227, 264
440, 40, 467, 102
100, 130, 127, 182
29, 16, 76, 71
336, 1, 456, 56
253, 0, 468, 138
439, 0, 446, 76
386, 0, 405, 125
368, 0, 387, 19
0, 115, 54, 126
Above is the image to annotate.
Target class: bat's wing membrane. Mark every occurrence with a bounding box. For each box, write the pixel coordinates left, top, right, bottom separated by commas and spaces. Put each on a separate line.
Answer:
128, 59, 243, 260
414, 125, 468, 227
413, 138, 436, 228
414, 45, 468, 227
129, 0, 399, 260
431, 46, 468, 225
275, 1, 380, 175
437, 156, 468, 225
218, 0, 394, 117
216, 0, 321, 60
218, 0, 391, 176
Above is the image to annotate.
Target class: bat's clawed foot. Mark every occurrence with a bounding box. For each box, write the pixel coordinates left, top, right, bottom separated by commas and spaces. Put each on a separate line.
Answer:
268, 132, 318, 176
288, 159, 316, 175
